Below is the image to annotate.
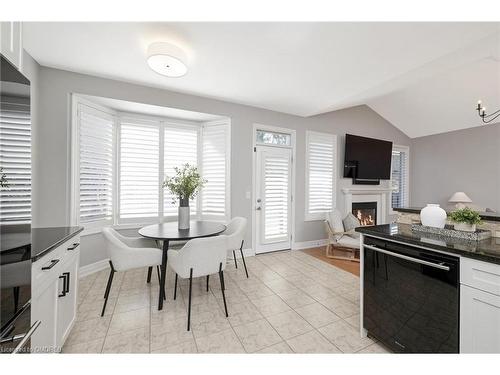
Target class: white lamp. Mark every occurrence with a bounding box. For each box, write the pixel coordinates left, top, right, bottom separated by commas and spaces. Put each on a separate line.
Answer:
147, 42, 188, 78
448, 192, 472, 209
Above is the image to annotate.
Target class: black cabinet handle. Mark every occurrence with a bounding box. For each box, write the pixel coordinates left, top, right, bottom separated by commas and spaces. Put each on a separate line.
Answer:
58, 275, 67, 297
67, 243, 80, 251
63, 272, 70, 294
41, 259, 60, 270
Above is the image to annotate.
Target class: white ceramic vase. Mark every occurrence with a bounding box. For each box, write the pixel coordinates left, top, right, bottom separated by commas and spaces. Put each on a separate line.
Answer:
178, 206, 190, 230
420, 204, 447, 229
454, 222, 476, 232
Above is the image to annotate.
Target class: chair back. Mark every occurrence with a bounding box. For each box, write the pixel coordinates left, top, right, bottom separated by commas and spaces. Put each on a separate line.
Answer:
326, 209, 344, 233
171, 235, 228, 278
101, 227, 135, 271
224, 217, 247, 250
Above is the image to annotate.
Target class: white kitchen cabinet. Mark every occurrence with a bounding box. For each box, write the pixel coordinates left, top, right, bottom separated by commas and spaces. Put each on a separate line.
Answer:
0, 22, 22, 69
460, 285, 500, 353
30, 278, 58, 353
460, 257, 500, 353
56, 249, 79, 347
31, 237, 80, 353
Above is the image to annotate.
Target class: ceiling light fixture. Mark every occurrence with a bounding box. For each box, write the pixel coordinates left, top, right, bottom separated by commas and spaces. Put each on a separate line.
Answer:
476, 100, 500, 124
147, 42, 188, 78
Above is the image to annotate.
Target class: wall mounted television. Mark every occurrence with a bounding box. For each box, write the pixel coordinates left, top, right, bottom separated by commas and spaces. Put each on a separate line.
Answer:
343, 134, 392, 184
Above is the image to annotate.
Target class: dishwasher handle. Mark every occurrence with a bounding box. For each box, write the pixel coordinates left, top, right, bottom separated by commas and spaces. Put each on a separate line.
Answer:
363, 244, 451, 271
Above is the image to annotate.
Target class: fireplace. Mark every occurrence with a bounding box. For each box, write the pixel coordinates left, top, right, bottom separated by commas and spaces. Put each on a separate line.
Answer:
352, 201, 377, 226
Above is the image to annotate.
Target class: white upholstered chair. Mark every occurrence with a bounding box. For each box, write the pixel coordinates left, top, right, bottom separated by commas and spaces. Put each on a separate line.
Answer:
223, 217, 248, 278
169, 235, 228, 331
324, 209, 360, 262
101, 227, 163, 316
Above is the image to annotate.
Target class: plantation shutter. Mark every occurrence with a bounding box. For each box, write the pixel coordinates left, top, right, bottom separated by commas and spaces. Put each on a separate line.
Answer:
78, 105, 114, 223
391, 147, 409, 208
201, 123, 228, 219
306, 131, 336, 220
262, 148, 291, 243
0, 99, 31, 223
163, 125, 198, 216
119, 118, 159, 219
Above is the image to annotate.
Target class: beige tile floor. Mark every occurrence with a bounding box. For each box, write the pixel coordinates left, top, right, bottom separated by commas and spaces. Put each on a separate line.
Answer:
63, 249, 390, 354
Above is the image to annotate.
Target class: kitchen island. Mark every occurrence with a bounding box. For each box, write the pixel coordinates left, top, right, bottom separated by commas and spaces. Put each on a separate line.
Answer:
356, 223, 500, 354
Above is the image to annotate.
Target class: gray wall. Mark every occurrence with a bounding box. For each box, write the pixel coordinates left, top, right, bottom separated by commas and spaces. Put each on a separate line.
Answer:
33, 66, 410, 267
411, 124, 500, 211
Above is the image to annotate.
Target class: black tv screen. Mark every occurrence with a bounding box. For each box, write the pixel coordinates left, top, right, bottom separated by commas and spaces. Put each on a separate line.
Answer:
343, 134, 393, 180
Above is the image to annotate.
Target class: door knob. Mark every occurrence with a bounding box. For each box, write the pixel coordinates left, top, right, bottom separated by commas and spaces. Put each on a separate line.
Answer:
256, 206, 261, 211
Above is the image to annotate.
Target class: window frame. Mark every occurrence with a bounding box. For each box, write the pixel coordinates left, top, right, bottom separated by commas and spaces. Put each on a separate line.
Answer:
390, 144, 410, 214
70, 95, 231, 235
304, 130, 338, 222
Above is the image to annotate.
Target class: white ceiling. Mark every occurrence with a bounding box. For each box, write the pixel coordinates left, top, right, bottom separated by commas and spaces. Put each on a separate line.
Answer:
23, 22, 500, 137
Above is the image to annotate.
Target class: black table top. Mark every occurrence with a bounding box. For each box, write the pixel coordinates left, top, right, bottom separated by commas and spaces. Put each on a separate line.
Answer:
356, 223, 500, 265
1, 226, 84, 264
139, 221, 226, 241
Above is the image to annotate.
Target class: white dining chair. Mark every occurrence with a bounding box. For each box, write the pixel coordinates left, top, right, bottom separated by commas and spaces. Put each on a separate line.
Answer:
169, 235, 228, 331
224, 217, 248, 278
101, 227, 163, 316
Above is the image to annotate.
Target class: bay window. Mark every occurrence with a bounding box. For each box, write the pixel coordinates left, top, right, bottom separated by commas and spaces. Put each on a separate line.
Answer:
71, 97, 230, 230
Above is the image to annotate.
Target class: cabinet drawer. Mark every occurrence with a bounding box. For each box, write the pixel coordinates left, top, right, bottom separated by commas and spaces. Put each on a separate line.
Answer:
32, 236, 80, 294
461, 257, 500, 296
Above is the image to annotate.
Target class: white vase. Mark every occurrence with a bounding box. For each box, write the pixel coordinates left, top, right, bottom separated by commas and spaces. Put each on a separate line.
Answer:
454, 222, 476, 232
178, 206, 190, 230
420, 204, 447, 228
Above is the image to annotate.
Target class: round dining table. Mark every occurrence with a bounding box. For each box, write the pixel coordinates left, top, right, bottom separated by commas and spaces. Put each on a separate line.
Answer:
139, 220, 226, 310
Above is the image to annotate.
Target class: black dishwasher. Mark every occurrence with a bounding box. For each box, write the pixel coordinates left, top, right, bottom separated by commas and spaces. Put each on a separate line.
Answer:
363, 236, 459, 353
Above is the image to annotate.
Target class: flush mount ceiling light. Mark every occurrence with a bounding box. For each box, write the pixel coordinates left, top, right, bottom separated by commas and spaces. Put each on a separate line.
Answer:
147, 42, 188, 78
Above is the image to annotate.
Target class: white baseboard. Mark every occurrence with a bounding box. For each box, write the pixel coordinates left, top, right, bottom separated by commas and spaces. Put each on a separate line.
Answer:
79, 259, 109, 278
292, 239, 328, 250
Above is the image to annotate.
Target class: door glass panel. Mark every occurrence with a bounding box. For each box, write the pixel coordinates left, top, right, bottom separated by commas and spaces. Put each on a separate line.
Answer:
256, 130, 291, 146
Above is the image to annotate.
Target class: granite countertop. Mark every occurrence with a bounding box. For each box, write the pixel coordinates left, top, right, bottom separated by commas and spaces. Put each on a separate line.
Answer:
356, 223, 500, 265
1, 226, 84, 264
394, 207, 500, 222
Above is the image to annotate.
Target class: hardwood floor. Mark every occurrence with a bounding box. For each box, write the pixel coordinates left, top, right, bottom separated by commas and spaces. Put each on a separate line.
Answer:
301, 247, 360, 277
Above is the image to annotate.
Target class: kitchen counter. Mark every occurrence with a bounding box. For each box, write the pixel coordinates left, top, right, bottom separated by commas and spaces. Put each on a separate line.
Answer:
394, 207, 500, 222
1, 226, 84, 263
356, 223, 500, 265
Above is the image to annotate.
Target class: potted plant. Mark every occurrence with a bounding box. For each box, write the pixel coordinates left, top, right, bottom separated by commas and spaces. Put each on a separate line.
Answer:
448, 207, 482, 232
162, 164, 206, 230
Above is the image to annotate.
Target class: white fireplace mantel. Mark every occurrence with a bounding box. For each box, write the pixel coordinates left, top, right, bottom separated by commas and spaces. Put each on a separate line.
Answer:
341, 187, 395, 195
342, 186, 395, 224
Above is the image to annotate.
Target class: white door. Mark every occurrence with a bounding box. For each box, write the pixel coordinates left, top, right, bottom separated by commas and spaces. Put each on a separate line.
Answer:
255, 145, 292, 253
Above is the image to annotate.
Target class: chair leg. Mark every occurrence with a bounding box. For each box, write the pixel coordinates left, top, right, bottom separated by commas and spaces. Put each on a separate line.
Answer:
147, 266, 152, 283
239, 240, 249, 278
101, 261, 115, 317
187, 268, 193, 331
206, 275, 210, 292
156, 266, 166, 300
173, 273, 178, 300
233, 250, 238, 268
218, 263, 228, 317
